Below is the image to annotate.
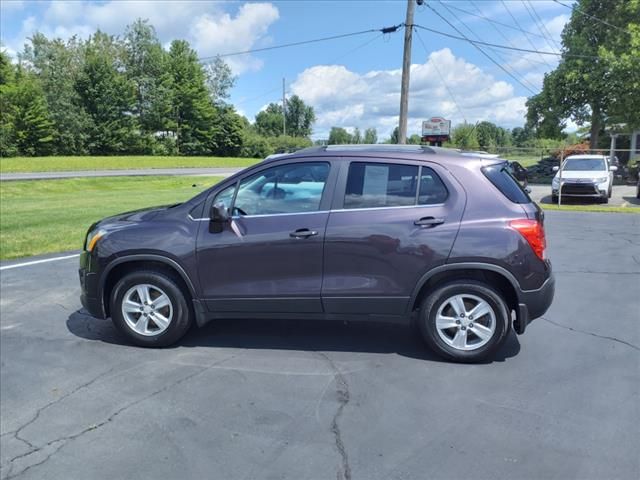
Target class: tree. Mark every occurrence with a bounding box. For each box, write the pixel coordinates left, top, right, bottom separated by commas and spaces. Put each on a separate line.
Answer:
526, 0, 640, 147
328, 127, 352, 144
166, 39, 217, 155
408, 134, 422, 145
352, 127, 362, 144
1, 64, 54, 156
75, 31, 138, 154
525, 80, 566, 140
476, 121, 498, 148
123, 19, 172, 135
210, 104, 243, 156
22, 33, 92, 154
450, 123, 480, 150
363, 127, 377, 144
388, 126, 399, 144
255, 103, 284, 137
203, 55, 236, 105
285, 95, 315, 137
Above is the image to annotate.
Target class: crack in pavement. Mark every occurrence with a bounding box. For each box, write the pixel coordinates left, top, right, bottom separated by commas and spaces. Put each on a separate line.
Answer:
317, 353, 352, 480
2, 353, 240, 480
541, 317, 640, 352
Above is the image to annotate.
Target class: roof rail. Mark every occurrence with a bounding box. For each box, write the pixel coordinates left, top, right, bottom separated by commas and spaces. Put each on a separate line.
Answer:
323, 144, 435, 154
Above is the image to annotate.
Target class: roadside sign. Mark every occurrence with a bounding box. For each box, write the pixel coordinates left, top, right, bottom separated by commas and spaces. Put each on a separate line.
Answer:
422, 117, 451, 137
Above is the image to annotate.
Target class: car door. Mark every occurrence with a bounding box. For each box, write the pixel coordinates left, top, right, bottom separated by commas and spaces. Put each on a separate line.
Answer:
196, 160, 336, 314
322, 159, 465, 316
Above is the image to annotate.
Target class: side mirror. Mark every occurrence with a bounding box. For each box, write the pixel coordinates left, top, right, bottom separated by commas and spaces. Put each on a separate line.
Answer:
209, 202, 229, 233
552, 166, 559, 172
610, 165, 618, 172
525, 187, 532, 194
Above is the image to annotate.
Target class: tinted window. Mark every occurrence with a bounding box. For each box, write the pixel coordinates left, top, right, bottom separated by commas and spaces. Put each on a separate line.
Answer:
418, 168, 448, 204
345, 163, 418, 209
482, 163, 531, 204
234, 162, 329, 215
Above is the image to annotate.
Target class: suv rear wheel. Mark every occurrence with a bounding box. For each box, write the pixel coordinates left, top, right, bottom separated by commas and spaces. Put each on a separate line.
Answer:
417, 280, 509, 363
110, 270, 193, 347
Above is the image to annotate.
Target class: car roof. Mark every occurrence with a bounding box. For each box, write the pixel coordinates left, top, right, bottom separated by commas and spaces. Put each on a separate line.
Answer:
262, 144, 505, 166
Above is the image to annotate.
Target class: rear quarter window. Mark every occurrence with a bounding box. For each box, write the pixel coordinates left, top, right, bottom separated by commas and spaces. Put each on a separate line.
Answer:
482, 163, 531, 204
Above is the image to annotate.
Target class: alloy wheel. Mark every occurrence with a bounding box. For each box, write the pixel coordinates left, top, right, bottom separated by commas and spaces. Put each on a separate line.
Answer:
121, 283, 173, 336
435, 294, 496, 351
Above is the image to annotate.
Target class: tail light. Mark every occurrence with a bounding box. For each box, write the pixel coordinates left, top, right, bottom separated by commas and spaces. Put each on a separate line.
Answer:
509, 219, 546, 260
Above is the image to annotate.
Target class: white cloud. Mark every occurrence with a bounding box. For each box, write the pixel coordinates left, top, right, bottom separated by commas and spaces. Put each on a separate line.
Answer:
2, 1, 279, 73
291, 48, 528, 140
191, 3, 279, 74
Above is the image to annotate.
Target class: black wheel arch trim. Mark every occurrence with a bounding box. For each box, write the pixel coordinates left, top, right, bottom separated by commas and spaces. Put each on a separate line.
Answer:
99, 254, 199, 316
408, 262, 525, 314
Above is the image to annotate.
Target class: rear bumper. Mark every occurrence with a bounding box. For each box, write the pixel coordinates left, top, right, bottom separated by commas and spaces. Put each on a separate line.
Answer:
513, 274, 555, 334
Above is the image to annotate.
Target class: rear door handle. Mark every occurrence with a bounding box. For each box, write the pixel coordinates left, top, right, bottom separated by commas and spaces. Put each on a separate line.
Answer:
414, 217, 445, 227
290, 228, 318, 239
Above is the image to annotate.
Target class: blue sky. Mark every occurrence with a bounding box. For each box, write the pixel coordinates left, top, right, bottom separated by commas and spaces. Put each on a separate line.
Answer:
0, 0, 574, 139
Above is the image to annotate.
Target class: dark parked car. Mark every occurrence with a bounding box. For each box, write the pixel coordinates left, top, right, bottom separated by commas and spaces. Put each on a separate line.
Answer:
80, 145, 554, 363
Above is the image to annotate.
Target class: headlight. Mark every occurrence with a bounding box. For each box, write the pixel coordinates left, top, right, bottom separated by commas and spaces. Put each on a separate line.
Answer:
86, 229, 107, 252
552, 177, 560, 187
592, 177, 608, 183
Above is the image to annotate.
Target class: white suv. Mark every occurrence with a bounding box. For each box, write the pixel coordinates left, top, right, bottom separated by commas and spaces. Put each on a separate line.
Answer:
551, 155, 617, 203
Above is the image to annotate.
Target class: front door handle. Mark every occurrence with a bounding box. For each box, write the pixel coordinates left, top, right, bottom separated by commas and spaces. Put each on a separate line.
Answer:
414, 217, 445, 227
290, 228, 318, 239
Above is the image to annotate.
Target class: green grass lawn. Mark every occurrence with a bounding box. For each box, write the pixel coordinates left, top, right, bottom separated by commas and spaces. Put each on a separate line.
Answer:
0, 155, 258, 173
0, 176, 222, 260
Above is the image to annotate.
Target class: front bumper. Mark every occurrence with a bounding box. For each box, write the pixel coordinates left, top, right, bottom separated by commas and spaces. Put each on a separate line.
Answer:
553, 182, 607, 198
513, 274, 555, 334
79, 251, 105, 319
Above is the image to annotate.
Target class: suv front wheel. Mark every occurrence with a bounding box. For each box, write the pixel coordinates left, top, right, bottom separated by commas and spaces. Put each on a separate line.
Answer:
418, 280, 510, 363
110, 270, 193, 347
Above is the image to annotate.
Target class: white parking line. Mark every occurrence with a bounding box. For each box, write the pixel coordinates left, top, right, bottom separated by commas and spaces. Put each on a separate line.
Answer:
0, 253, 80, 271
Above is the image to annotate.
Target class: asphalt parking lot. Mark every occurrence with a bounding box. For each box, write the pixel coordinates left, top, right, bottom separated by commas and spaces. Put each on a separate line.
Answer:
1, 211, 639, 480
527, 184, 639, 208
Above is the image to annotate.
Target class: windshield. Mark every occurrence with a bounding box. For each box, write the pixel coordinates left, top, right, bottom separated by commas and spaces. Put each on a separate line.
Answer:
563, 157, 606, 171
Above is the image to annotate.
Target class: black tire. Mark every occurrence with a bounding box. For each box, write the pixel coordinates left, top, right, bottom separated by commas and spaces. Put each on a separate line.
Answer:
601, 195, 609, 204
417, 280, 510, 363
608, 187, 612, 199
551, 194, 558, 203
110, 270, 193, 347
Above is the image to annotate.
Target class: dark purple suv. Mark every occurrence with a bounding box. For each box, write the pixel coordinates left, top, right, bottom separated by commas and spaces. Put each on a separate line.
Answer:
79, 145, 554, 362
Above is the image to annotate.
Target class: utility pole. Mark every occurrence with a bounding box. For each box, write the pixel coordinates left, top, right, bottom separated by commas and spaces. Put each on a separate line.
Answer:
398, 0, 416, 144
282, 77, 286, 136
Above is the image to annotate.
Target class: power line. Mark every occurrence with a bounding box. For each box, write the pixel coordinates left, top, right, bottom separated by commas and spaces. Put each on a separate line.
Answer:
438, 2, 549, 41
425, 4, 537, 94
435, 1, 539, 93
412, 23, 600, 59
414, 28, 467, 124
198, 24, 403, 62
522, 0, 561, 53
500, 0, 554, 68
466, 0, 550, 68
552, 0, 630, 34
326, 32, 384, 65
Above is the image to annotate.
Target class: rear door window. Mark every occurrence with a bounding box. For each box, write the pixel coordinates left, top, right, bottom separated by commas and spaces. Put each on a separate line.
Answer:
344, 163, 418, 209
